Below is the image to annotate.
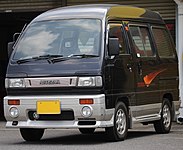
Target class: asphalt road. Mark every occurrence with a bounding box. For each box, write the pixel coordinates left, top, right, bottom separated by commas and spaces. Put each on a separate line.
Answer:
0, 122, 183, 150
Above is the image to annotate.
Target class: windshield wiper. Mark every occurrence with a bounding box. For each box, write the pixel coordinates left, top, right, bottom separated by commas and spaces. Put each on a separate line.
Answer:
50, 56, 70, 64
50, 54, 99, 64
17, 54, 99, 64
68, 54, 99, 58
16, 54, 63, 64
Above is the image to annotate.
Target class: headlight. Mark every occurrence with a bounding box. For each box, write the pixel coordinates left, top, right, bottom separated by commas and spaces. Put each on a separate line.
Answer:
77, 76, 102, 87
5, 78, 26, 88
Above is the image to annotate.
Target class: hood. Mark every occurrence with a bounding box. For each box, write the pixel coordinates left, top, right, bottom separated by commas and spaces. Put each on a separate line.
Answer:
7, 57, 102, 78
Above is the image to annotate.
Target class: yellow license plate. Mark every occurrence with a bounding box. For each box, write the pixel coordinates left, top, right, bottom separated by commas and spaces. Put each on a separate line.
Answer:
37, 100, 61, 114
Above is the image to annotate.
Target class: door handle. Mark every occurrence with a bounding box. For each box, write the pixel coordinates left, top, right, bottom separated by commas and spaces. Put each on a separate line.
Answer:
127, 64, 133, 72
137, 62, 142, 75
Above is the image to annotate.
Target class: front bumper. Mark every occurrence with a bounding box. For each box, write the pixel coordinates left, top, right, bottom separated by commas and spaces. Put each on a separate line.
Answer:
4, 94, 114, 128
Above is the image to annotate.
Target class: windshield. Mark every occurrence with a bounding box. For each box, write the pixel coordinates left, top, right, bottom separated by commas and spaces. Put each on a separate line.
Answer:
13, 19, 101, 60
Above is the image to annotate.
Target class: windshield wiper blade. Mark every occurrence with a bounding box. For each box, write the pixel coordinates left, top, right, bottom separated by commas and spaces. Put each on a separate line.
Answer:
37, 54, 63, 59
17, 57, 36, 64
51, 54, 99, 64
50, 56, 69, 63
69, 54, 99, 58
36, 54, 64, 64
16, 54, 63, 64
17, 54, 99, 64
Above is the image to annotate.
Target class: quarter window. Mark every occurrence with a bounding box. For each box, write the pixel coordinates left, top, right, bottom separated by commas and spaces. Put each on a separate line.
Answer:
152, 27, 175, 57
129, 26, 153, 57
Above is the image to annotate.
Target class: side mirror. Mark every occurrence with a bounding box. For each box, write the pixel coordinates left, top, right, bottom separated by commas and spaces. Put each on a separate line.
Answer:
8, 41, 15, 58
7, 33, 20, 58
108, 38, 120, 56
13, 33, 20, 41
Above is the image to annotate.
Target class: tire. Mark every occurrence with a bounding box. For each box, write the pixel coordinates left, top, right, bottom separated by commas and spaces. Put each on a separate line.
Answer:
154, 98, 172, 134
20, 128, 44, 141
79, 128, 95, 134
105, 102, 128, 141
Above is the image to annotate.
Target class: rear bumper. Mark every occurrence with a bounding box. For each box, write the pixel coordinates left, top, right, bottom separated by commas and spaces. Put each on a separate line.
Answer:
4, 94, 114, 128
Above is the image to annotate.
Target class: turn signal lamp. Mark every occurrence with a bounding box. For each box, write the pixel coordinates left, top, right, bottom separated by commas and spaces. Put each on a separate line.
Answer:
79, 99, 94, 105
8, 100, 20, 105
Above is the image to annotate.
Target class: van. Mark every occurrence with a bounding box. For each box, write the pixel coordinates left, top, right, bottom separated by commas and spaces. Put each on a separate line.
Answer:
4, 4, 180, 141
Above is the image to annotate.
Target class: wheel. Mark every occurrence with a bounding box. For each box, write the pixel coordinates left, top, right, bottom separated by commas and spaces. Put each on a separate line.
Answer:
105, 102, 128, 141
154, 98, 172, 134
79, 128, 95, 134
20, 128, 44, 141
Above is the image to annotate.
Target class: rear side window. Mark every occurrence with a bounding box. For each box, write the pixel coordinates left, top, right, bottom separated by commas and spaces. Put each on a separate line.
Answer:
152, 27, 175, 57
129, 26, 153, 57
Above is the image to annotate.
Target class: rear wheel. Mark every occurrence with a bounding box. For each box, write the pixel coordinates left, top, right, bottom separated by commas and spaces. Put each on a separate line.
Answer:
79, 128, 95, 134
154, 98, 172, 134
20, 128, 44, 141
105, 102, 128, 141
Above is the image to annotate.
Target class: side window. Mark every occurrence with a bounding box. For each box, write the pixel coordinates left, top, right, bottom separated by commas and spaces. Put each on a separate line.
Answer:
129, 25, 153, 57
109, 23, 126, 54
152, 27, 175, 57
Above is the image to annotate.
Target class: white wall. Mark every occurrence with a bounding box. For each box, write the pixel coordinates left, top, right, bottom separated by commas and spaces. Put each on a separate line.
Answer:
174, 0, 183, 122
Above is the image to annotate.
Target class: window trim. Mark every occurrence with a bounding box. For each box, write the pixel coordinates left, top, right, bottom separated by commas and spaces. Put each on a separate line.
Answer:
128, 24, 155, 58
151, 26, 176, 58
108, 22, 128, 55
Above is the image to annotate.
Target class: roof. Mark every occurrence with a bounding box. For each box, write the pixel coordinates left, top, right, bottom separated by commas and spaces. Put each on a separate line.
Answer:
32, 4, 163, 23
106, 5, 162, 21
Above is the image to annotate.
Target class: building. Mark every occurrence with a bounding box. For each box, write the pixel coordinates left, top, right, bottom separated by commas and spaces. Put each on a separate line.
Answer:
0, 0, 181, 119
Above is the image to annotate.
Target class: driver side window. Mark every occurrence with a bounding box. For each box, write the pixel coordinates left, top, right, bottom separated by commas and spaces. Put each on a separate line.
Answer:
109, 23, 126, 55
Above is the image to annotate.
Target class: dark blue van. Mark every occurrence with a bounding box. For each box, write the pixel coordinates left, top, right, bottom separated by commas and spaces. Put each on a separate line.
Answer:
4, 4, 180, 141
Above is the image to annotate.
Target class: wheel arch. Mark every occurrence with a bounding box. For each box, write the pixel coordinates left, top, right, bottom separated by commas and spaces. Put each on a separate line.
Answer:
115, 96, 129, 111
162, 93, 176, 120
154, 93, 173, 134
162, 93, 173, 106
115, 96, 131, 128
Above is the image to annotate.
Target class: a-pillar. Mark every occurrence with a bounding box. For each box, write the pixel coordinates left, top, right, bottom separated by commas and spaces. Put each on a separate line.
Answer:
174, 0, 183, 123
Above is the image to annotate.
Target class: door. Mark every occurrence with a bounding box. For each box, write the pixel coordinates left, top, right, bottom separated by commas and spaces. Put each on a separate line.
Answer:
105, 22, 135, 109
128, 24, 161, 118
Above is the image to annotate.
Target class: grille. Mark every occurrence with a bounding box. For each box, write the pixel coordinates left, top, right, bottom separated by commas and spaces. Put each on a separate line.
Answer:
78, 121, 96, 125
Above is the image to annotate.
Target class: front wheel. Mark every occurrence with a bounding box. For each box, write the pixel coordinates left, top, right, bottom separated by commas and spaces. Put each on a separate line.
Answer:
154, 98, 172, 134
105, 102, 128, 141
20, 128, 44, 141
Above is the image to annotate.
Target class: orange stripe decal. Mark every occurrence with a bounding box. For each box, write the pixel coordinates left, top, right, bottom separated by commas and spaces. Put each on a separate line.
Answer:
143, 68, 167, 86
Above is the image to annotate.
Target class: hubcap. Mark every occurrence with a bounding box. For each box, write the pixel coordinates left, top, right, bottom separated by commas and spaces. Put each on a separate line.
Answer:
116, 109, 126, 135
162, 104, 171, 128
